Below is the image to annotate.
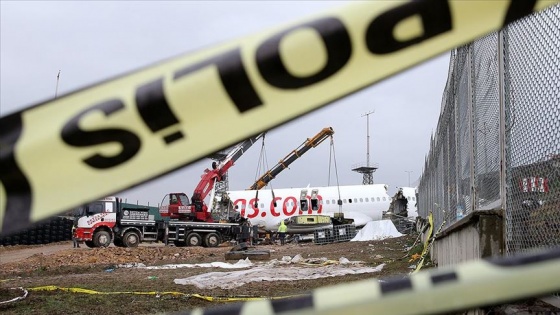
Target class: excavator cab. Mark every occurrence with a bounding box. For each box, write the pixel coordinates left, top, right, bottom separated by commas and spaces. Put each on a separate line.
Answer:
159, 193, 191, 219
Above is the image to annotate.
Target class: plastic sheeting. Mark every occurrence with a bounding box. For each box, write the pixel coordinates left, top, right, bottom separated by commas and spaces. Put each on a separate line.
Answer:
117, 258, 253, 270
174, 262, 385, 289
350, 220, 403, 242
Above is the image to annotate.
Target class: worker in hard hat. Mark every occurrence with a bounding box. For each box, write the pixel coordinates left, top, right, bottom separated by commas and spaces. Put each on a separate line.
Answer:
277, 220, 288, 245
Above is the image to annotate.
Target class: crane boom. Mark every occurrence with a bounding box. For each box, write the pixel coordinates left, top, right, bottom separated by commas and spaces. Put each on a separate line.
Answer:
160, 133, 264, 222
192, 133, 265, 202
248, 127, 334, 190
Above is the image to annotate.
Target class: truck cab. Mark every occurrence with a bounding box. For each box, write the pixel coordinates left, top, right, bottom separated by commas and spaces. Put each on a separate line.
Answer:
74, 197, 119, 247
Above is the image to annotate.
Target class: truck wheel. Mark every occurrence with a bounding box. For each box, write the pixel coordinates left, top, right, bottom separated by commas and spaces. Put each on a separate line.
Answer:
85, 240, 96, 248
186, 233, 202, 247
123, 231, 139, 248
204, 233, 221, 248
93, 231, 111, 247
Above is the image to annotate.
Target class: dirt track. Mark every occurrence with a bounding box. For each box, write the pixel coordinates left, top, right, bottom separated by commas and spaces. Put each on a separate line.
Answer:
0, 242, 81, 265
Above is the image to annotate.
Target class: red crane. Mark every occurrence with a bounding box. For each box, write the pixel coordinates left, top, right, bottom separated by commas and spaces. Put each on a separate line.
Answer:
159, 133, 264, 222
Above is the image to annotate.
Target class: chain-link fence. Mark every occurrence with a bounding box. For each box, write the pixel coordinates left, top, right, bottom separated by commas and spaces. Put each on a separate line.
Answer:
418, 5, 560, 255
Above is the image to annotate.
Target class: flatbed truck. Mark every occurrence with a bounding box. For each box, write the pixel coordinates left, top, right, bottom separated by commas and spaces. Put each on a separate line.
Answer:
74, 197, 246, 248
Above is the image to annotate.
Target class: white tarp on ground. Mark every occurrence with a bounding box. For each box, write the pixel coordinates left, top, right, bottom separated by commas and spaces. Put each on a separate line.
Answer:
350, 220, 403, 241
174, 261, 385, 289
117, 258, 253, 270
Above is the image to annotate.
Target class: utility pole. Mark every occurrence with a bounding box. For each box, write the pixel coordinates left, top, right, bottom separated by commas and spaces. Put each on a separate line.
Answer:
405, 170, 413, 187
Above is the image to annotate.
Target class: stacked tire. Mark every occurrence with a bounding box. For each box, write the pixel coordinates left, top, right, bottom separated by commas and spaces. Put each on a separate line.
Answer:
0, 217, 74, 246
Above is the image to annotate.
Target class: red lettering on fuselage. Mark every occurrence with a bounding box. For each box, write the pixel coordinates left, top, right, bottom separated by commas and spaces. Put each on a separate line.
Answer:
283, 196, 297, 216
233, 199, 247, 217
247, 198, 259, 218
270, 197, 281, 217
234, 194, 323, 218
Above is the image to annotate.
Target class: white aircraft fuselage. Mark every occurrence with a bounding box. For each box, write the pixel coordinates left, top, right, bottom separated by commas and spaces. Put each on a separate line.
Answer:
399, 187, 418, 220
226, 184, 392, 231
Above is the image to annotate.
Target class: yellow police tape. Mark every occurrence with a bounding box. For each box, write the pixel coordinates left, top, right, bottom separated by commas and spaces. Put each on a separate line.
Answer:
1, 0, 558, 235
27, 285, 303, 302
413, 212, 434, 273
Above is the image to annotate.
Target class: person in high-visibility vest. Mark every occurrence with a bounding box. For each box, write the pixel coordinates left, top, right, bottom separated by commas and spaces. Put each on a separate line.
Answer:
277, 220, 288, 245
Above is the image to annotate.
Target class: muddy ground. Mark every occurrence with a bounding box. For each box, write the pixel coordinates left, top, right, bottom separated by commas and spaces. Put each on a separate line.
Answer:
1, 235, 557, 315
0, 234, 421, 314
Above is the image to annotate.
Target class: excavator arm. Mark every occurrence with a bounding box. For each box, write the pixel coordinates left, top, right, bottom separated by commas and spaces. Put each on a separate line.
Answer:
248, 127, 334, 190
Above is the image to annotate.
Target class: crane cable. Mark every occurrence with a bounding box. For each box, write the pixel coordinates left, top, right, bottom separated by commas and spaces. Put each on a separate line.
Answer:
253, 135, 265, 208
261, 137, 276, 207
327, 136, 342, 214
253, 134, 275, 208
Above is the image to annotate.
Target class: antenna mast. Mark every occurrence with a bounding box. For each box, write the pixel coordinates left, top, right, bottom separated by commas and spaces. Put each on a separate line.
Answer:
363, 110, 374, 167
54, 70, 61, 98
352, 110, 378, 185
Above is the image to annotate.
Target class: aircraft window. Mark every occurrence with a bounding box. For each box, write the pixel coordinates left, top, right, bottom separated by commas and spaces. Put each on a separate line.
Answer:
383, 197, 386, 201
260, 203, 264, 208
359, 198, 363, 202
377, 197, 380, 202
343, 199, 347, 204
326, 200, 330, 205
365, 198, 369, 202
332, 199, 335, 204
354, 198, 358, 203
407, 197, 411, 201
412, 197, 416, 201
348, 199, 352, 204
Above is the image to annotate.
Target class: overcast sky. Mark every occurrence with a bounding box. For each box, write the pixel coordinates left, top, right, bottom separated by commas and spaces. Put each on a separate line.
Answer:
1, 1, 449, 206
